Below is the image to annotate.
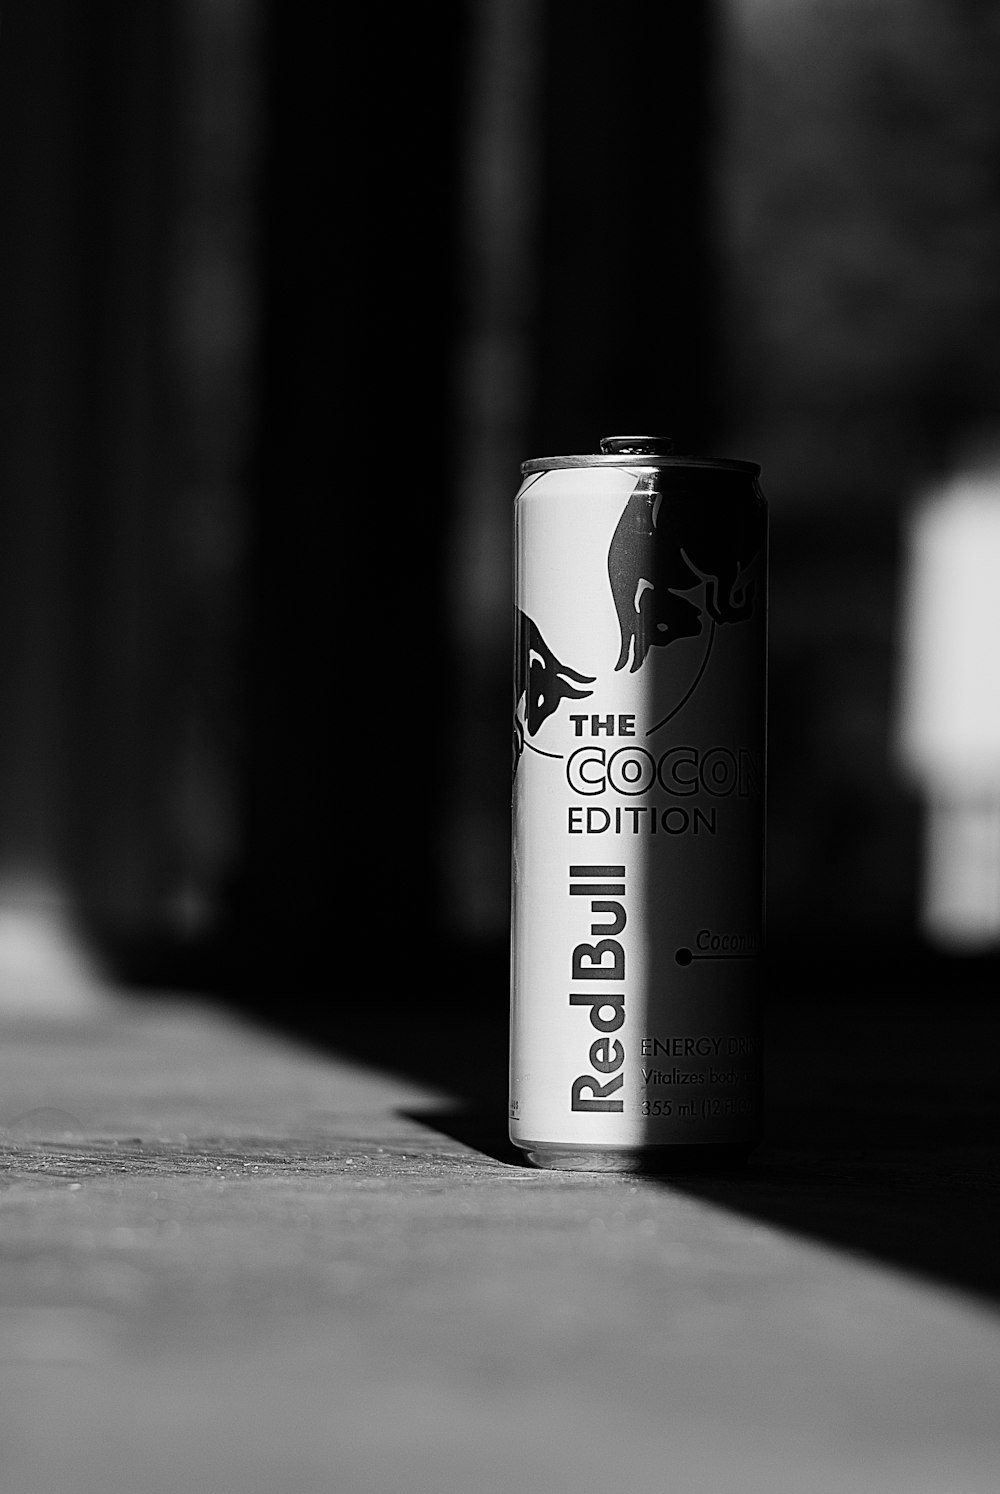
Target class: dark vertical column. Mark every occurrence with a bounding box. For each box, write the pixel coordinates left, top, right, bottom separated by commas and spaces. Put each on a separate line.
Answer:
443, 0, 545, 941
67, 6, 177, 946
229, 7, 334, 1000
0, 4, 177, 945
236, 7, 469, 1008
0, 4, 87, 889
531, 2, 718, 455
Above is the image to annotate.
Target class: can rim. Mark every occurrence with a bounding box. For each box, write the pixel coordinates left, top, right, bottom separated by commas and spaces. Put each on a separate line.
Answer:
520, 453, 760, 476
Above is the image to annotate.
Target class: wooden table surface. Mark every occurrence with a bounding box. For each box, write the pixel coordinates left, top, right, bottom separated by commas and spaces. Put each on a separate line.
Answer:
0, 976, 997, 1494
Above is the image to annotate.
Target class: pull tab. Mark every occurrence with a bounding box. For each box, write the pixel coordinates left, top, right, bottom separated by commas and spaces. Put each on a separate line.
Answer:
599, 435, 674, 455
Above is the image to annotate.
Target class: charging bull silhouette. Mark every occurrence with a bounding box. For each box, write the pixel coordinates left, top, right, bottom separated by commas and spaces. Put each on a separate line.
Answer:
513, 609, 594, 774
608, 479, 766, 673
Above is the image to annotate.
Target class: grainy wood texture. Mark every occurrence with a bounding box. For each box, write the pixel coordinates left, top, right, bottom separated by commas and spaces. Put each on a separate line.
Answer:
0, 994, 997, 1494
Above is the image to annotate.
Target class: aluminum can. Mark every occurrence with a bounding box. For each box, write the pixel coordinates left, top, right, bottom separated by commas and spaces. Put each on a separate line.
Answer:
510, 436, 767, 1171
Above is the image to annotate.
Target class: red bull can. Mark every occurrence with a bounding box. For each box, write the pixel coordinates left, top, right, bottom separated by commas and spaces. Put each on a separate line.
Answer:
510, 436, 767, 1171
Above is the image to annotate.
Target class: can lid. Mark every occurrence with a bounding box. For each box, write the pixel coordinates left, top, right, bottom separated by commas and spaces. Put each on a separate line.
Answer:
599, 435, 674, 455
521, 435, 759, 476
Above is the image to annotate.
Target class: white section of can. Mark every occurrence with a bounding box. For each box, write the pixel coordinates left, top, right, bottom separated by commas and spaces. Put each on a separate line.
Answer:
510, 462, 766, 1154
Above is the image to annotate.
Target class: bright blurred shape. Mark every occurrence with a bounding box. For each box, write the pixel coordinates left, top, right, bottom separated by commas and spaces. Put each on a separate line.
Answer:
897, 451, 1000, 949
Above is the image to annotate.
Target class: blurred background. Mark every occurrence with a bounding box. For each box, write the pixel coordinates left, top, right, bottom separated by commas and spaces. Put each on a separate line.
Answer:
1, 0, 999, 1033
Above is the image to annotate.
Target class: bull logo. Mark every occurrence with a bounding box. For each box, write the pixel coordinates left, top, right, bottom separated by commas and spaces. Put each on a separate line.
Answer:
608, 476, 765, 674
513, 609, 594, 774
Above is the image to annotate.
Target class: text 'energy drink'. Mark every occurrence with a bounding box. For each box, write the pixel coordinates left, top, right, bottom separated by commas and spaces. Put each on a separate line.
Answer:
510, 436, 767, 1171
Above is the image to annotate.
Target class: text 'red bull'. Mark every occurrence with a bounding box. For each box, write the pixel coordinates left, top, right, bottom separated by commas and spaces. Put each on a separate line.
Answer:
569, 864, 627, 1112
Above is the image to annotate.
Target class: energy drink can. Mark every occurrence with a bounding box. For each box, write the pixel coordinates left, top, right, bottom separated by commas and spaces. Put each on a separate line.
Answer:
510, 436, 767, 1172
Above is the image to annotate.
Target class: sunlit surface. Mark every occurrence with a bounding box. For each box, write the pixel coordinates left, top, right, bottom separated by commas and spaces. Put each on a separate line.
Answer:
0, 996, 997, 1494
